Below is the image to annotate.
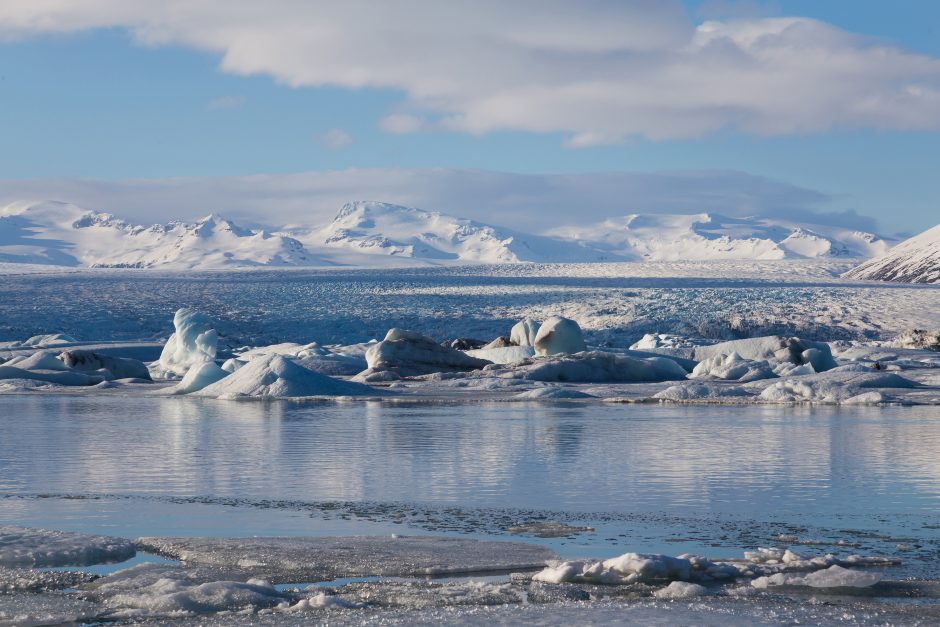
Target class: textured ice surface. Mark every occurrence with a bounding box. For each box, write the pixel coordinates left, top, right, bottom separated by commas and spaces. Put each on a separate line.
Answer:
136, 536, 558, 582
166, 361, 230, 395
694, 336, 837, 372
690, 352, 778, 382
0, 566, 96, 592
0, 526, 135, 567
364, 328, 491, 376
490, 351, 688, 383
157, 308, 218, 377
509, 318, 540, 347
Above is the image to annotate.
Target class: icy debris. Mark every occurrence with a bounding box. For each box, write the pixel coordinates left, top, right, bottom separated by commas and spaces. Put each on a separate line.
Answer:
167, 361, 230, 395
752, 565, 882, 589
510, 318, 541, 347
58, 349, 152, 380
533, 316, 587, 356
690, 352, 777, 382
0, 593, 100, 627
191, 355, 379, 399
136, 535, 557, 583
507, 521, 595, 537
653, 581, 707, 599
465, 345, 535, 364
892, 329, 940, 351
0, 526, 135, 568
694, 336, 837, 372
654, 383, 751, 401
507, 351, 688, 383
532, 548, 898, 586
157, 308, 218, 377
756, 370, 917, 404
0, 566, 96, 592
364, 328, 491, 376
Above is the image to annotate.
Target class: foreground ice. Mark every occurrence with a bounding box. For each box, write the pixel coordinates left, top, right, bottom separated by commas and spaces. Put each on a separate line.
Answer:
0, 526, 135, 568
363, 328, 491, 377
136, 535, 557, 582
533, 547, 897, 587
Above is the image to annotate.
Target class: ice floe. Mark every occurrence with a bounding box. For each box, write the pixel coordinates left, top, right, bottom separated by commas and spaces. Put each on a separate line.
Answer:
492, 350, 688, 383
694, 336, 837, 372
0, 526, 135, 568
509, 318, 540, 347
690, 352, 778, 382
363, 328, 491, 376
58, 349, 152, 380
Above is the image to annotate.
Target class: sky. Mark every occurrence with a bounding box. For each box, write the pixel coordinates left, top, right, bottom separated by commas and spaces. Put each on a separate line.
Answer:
0, 0, 938, 234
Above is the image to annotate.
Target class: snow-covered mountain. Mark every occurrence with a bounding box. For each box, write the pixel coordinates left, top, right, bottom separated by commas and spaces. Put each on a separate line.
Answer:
297, 201, 611, 263
548, 213, 890, 261
0, 201, 329, 269
843, 223, 940, 284
0, 199, 895, 269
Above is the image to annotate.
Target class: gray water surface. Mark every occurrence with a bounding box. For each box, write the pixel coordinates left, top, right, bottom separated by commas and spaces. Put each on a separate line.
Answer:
2, 396, 939, 570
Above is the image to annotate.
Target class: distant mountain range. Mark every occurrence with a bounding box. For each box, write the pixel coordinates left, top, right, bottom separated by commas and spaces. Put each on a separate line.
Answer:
844, 223, 940, 284
0, 199, 897, 270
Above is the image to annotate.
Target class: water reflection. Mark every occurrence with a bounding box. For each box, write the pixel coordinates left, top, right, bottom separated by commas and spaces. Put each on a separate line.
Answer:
1, 397, 939, 516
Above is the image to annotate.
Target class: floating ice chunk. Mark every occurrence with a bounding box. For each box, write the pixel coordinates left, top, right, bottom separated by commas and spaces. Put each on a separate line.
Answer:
514, 386, 593, 399
757, 370, 916, 404
772, 362, 815, 377
653, 581, 707, 599
753, 565, 882, 589
654, 383, 751, 401
533, 316, 587, 356
59, 349, 152, 380
5, 350, 70, 371
690, 352, 777, 382
510, 319, 540, 347
157, 308, 218, 377
168, 361, 230, 395
192, 355, 379, 399
512, 351, 687, 383
694, 336, 837, 372
364, 328, 491, 376
136, 535, 557, 583
465, 345, 535, 364
0, 526, 135, 568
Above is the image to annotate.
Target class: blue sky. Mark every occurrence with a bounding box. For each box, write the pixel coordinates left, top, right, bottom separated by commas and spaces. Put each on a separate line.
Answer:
0, 1, 938, 233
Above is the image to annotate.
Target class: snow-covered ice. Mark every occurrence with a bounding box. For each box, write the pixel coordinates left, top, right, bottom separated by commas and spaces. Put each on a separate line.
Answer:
0, 526, 135, 568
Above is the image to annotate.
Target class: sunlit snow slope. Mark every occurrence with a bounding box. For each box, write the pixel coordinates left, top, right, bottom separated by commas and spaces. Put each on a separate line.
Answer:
843, 223, 940, 284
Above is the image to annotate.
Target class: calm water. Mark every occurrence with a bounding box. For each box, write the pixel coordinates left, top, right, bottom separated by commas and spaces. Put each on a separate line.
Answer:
2, 396, 939, 567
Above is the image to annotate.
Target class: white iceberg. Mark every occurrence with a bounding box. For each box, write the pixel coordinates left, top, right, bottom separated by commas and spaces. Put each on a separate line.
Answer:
58, 349, 152, 381
690, 352, 777, 382
156, 308, 218, 377
511, 351, 688, 383
167, 361, 230, 395
465, 345, 536, 364
4, 350, 70, 371
533, 316, 587, 356
364, 328, 491, 376
192, 355, 379, 399
694, 336, 837, 372
509, 318, 540, 347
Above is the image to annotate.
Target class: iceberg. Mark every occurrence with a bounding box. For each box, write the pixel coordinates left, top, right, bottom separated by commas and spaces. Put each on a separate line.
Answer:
510, 351, 688, 383
694, 336, 837, 372
533, 316, 587, 356
364, 328, 491, 376
690, 352, 778, 382
157, 308, 218, 377
509, 318, 540, 347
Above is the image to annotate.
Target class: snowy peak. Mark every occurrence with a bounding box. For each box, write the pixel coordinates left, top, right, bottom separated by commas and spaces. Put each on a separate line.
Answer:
304, 200, 605, 263
550, 213, 890, 261
0, 201, 330, 269
843, 223, 940, 284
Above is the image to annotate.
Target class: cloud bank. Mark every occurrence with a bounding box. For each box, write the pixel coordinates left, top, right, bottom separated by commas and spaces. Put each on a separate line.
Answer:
0, 168, 878, 233
2, 1, 940, 144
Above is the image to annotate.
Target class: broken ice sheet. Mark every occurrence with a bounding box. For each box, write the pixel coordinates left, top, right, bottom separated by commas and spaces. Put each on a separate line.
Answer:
136, 535, 558, 583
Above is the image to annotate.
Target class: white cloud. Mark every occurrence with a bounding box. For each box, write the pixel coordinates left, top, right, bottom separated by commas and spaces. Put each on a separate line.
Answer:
0, 167, 873, 233
206, 95, 244, 110
3, 2, 940, 143
380, 114, 424, 134
316, 128, 352, 150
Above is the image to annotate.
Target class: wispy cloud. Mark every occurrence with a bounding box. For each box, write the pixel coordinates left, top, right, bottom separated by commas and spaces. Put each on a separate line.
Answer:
2, 1, 939, 144
316, 128, 352, 150
0, 168, 870, 233
206, 95, 245, 110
